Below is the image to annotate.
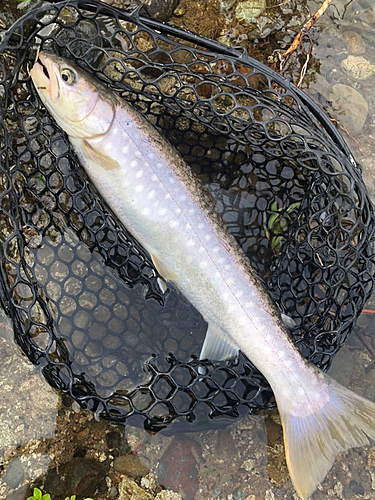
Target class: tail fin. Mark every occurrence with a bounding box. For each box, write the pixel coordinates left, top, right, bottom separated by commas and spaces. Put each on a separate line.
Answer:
278, 372, 375, 499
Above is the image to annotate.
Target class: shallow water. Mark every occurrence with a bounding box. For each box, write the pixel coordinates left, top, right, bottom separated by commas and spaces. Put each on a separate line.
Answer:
1, 0, 375, 499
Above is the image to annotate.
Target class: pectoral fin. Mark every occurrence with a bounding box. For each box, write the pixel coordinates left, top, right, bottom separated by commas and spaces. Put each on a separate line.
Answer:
200, 323, 239, 362
82, 140, 121, 170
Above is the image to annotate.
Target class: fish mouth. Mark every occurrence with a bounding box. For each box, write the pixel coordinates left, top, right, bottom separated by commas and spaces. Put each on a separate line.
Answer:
30, 51, 60, 103
36, 55, 50, 80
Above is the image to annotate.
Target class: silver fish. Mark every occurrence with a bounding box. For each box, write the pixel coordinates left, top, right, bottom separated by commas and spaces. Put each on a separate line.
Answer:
30, 51, 375, 499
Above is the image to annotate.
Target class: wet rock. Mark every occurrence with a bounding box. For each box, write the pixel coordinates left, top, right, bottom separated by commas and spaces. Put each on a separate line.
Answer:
2, 458, 24, 489
113, 453, 149, 478
44, 457, 105, 499
235, 0, 266, 25
342, 31, 366, 55
307, 73, 331, 100
329, 83, 368, 135
157, 435, 201, 500
341, 55, 375, 80
118, 476, 153, 500
101, 0, 179, 21
4, 485, 32, 500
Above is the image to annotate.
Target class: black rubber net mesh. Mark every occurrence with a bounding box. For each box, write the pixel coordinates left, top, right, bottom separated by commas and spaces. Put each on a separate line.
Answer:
0, 0, 374, 432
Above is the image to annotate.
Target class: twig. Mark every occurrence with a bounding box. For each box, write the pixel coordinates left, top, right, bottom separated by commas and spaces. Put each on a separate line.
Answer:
280, 0, 333, 67
329, 117, 365, 155
356, 326, 375, 360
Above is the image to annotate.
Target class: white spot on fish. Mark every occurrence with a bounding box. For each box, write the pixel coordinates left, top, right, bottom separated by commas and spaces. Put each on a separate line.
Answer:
204, 234, 211, 241
198, 246, 205, 254
199, 260, 208, 268
213, 246, 220, 254
238, 316, 247, 326
180, 195, 187, 202
136, 170, 143, 178
165, 193, 171, 200
142, 208, 149, 216
297, 387, 305, 397
168, 177, 175, 184
285, 359, 294, 369
135, 184, 144, 193
187, 239, 194, 247
147, 190, 155, 199
149, 152, 155, 160
198, 224, 204, 230
159, 207, 167, 216
236, 290, 243, 298
122, 146, 129, 154
151, 174, 158, 182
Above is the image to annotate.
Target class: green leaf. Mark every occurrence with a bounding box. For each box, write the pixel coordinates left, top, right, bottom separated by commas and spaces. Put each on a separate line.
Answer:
42, 495, 51, 500
286, 201, 301, 214
270, 201, 279, 212
34, 488, 42, 500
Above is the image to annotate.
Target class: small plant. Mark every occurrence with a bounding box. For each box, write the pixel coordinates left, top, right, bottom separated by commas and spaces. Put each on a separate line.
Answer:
27, 487, 94, 500
264, 201, 300, 256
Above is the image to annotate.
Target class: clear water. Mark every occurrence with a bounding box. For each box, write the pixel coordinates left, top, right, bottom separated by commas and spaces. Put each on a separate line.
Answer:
1, 0, 375, 499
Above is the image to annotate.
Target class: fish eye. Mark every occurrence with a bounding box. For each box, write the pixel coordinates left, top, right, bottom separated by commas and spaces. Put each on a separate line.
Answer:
61, 68, 76, 85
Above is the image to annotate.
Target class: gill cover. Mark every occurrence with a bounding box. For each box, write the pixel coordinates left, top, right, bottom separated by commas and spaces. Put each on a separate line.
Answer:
30, 51, 115, 140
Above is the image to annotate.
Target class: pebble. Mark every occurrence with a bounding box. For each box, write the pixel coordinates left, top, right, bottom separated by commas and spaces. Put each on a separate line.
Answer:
118, 476, 153, 500
329, 83, 368, 135
235, 0, 266, 25
155, 491, 183, 500
113, 453, 149, 478
342, 31, 366, 55
2, 457, 24, 489
349, 479, 364, 495
341, 55, 375, 80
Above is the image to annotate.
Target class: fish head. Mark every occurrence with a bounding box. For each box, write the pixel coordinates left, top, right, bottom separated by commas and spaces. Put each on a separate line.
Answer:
30, 51, 115, 139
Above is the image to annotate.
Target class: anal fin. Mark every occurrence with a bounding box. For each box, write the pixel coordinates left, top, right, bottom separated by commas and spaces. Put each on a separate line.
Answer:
199, 323, 239, 362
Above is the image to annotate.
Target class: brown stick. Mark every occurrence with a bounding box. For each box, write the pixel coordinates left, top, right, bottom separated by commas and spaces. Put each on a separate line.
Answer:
280, 0, 333, 65
356, 327, 375, 360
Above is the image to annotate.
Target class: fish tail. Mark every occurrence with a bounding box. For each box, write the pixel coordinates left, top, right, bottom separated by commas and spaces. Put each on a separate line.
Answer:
278, 371, 375, 499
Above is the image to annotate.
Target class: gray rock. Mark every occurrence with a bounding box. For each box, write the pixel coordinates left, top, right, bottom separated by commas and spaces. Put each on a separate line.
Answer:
2, 458, 24, 489
329, 83, 368, 135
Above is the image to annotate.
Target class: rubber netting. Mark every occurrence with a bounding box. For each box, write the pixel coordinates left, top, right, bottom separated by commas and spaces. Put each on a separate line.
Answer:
0, 0, 374, 432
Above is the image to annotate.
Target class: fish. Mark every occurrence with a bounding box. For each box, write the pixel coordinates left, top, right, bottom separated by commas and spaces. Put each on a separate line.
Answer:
30, 51, 375, 499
